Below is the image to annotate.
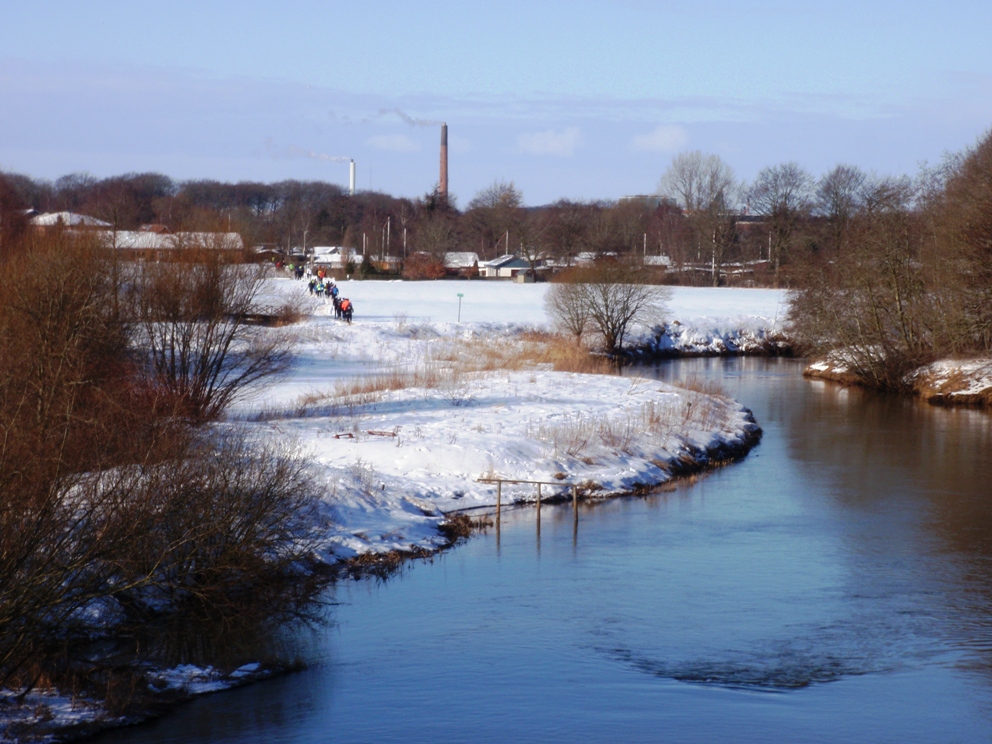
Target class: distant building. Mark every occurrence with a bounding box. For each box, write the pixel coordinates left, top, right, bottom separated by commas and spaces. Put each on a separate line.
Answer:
30, 211, 112, 229
479, 254, 532, 278
311, 246, 364, 269
102, 230, 245, 261
443, 252, 479, 278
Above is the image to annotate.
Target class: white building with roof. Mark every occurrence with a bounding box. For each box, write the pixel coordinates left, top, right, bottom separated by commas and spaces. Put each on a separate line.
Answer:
443, 252, 479, 277
30, 212, 112, 228
479, 254, 532, 278
101, 230, 245, 260
312, 246, 364, 268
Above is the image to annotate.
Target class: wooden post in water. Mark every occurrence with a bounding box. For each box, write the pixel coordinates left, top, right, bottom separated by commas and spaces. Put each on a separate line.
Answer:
572, 485, 578, 547
496, 480, 501, 551
536, 482, 542, 546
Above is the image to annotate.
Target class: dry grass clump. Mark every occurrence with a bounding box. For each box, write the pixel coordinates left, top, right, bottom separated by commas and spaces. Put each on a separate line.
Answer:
524, 336, 614, 374
434, 332, 613, 375
529, 393, 733, 459
438, 513, 493, 542
669, 374, 728, 398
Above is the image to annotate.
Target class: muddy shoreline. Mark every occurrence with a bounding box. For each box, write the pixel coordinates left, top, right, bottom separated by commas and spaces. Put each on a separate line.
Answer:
804, 358, 992, 409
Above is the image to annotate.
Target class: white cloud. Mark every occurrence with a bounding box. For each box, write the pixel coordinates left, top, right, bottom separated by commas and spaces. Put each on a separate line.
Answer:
367, 134, 420, 152
516, 127, 581, 157
632, 125, 688, 153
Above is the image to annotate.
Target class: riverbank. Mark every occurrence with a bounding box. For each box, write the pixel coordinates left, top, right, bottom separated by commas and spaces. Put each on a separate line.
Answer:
804, 355, 992, 407
1, 280, 781, 743
239, 279, 781, 562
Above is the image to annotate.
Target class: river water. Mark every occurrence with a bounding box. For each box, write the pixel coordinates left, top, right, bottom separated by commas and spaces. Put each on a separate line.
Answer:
97, 358, 992, 743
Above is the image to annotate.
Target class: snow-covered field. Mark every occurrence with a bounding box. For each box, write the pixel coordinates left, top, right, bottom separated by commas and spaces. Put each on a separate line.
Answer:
242, 278, 783, 561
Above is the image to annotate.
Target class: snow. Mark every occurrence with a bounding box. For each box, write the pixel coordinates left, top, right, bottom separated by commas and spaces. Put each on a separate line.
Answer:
275, 278, 786, 328
909, 357, 992, 402
0, 664, 272, 743
242, 278, 781, 561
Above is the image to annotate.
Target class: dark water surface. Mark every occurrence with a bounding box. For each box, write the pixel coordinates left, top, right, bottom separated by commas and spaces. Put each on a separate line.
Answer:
97, 358, 992, 743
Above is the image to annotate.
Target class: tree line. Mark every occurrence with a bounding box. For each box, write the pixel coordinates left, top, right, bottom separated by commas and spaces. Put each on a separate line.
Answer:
786, 129, 992, 389
2, 156, 959, 288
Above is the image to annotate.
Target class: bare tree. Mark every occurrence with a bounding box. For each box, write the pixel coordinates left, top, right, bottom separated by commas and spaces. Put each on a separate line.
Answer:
815, 164, 867, 250
659, 152, 740, 286
541, 199, 590, 267
747, 162, 814, 286
545, 277, 590, 340
548, 261, 670, 358
465, 180, 524, 258
938, 129, 992, 350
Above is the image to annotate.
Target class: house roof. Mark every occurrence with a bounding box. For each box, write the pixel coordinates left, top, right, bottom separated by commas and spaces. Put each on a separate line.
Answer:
480, 254, 529, 269
643, 255, 672, 267
30, 211, 112, 227
102, 231, 244, 251
444, 251, 480, 269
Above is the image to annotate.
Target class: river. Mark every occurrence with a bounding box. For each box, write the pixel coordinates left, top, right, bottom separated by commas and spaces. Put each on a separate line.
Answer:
95, 358, 992, 743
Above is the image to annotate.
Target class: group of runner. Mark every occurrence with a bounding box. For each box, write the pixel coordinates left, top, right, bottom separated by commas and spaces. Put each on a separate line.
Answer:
300, 267, 353, 323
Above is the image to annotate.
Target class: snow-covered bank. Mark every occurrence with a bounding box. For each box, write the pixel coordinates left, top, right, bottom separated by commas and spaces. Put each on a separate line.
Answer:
0, 663, 277, 743
805, 355, 992, 407
241, 278, 778, 561
910, 358, 992, 406
248, 369, 761, 561
278, 279, 791, 358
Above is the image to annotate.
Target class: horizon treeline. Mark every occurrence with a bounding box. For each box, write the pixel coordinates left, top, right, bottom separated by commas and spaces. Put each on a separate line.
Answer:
0, 129, 990, 295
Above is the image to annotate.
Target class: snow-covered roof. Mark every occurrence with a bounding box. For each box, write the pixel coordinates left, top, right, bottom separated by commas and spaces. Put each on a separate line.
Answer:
444, 252, 479, 269
644, 255, 672, 267
30, 211, 112, 228
102, 231, 244, 251
480, 254, 529, 269
313, 248, 363, 265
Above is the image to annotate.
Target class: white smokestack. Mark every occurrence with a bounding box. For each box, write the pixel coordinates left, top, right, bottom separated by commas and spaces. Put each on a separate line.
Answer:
349, 159, 356, 196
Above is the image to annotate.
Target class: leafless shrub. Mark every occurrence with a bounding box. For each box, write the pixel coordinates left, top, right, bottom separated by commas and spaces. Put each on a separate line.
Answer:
351, 457, 380, 496
598, 416, 637, 453
135, 256, 294, 419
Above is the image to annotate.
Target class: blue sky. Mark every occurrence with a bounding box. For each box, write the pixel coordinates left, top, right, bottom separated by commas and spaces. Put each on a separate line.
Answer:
2, 0, 990, 205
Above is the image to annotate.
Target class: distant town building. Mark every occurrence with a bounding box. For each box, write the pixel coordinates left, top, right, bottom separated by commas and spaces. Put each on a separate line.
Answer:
311, 246, 364, 269
30, 211, 112, 228
479, 254, 532, 278
103, 230, 245, 261
443, 252, 479, 278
